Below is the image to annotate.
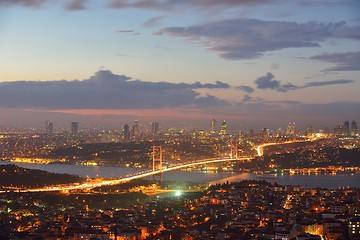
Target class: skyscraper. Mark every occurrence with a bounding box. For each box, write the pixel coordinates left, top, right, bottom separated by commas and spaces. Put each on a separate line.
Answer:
351, 121, 358, 136
344, 121, 350, 136
221, 120, 227, 134
286, 122, 296, 137
45, 121, 53, 134
323, 127, 330, 135
334, 125, 344, 136
71, 122, 79, 135
151, 122, 159, 134
123, 124, 130, 141
132, 120, 139, 139
211, 119, 216, 133
306, 126, 312, 136
248, 128, 254, 138
262, 128, 270, 139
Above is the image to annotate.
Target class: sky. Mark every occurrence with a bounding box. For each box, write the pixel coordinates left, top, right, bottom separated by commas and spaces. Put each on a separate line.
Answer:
0, 0, 359, 132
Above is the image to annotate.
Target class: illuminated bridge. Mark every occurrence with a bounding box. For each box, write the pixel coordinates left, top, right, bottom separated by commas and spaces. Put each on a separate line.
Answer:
6, 156, 251, 193
0, 139, 316, 193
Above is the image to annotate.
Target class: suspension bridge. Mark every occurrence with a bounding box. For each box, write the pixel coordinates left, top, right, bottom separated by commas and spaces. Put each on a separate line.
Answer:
0, 139, 305, 193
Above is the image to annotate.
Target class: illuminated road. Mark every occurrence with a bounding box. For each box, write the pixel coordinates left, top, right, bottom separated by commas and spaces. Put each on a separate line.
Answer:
255, 137, 319, 156
255, 141, 301, 156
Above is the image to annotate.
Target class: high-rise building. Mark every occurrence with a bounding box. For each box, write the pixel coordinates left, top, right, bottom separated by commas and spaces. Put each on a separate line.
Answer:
211, 119, 216, 133
351, 121, 358, 136
349, 216, 360, 238
45, 121, 53, 134
71, 122, 79, 135
306, 126, 312, 136
132, 120, 139, 139
123, 124, 130, 141
324, 127, 330, 135
262, 128, 270, 139
344, 121, 350, 136
334, 125, 344, 136
275, 128, 284, 138
248, 128, 254, 138
151, 122, 159, 134
286, 122, 296, 137
221, 120, 227, 134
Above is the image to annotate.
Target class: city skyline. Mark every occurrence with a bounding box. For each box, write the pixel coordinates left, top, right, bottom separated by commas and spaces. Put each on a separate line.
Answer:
0, 0, 359, 129
11, 118, 359, 137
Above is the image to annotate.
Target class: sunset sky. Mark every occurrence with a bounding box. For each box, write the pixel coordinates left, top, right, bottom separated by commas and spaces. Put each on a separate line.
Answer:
0, 0, 359, 131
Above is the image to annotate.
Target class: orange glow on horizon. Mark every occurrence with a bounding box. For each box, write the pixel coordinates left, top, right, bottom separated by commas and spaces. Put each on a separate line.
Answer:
46, 108, 211, 119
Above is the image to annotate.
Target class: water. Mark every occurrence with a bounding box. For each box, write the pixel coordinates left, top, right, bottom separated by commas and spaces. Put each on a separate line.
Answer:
211, 173, 360, 189
0, 162, 142, 179
1, 161, 359, 189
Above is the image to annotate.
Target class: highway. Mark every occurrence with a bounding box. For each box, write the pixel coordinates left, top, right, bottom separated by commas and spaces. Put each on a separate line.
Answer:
255, 137, 319, 156
255, 140, 300, 156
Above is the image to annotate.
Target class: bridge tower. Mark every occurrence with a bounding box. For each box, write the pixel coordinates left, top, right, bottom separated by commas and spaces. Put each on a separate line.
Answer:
152, 146, 163, 182
229, 138, 238, 159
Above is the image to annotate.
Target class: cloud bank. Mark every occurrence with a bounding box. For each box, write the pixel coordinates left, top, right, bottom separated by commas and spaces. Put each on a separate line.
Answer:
0, 0, 49, 8
107, 0, 276, 11
0, 0, 274, 11
106, 0, 360, 12
0, 69, 358, 129
157, 19, 360, 60
2, 0, 358, 11
310, 51, 360, 71
0, 70, 230, 110
0, 69, 354, 113
254, 72, 355, 92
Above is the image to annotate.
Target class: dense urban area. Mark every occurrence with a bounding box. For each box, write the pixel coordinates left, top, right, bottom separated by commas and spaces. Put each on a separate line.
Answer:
0, 119, 360, 239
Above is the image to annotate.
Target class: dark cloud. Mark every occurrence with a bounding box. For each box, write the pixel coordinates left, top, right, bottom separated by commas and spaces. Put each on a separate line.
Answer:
116, 30, 140, 35
310, 51, 360, 71
144, 16, 166, 27
0, 0, 49, 8
190, 81, 230, 89
254, 72, 355, 92
108, 0, 163, 10
107, 0, 360, 11
157, 19, 360, 60
305, 79, 354, 87
242, 95, 252, 103
237, 86, 255, 93
2, 0, 357, 12
0, 0, 90, 10
107, 0, 275, 11
281, 83, 299, 91
65, 0, 87, 11
255, 73, 281, 90
193, 95, 228, 107
257, 73, 280, 89
0, 70, 230, 110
